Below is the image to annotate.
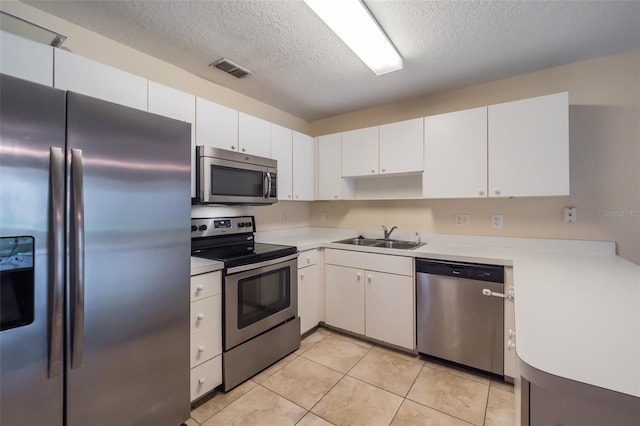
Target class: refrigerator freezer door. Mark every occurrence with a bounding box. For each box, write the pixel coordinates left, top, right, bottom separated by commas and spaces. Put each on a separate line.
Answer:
65, 92, 191, 426
0, 74, 65, 426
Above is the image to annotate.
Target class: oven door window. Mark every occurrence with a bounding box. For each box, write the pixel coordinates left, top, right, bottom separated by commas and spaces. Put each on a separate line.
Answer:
237, 267, 290, 329
210, 165, 264, 197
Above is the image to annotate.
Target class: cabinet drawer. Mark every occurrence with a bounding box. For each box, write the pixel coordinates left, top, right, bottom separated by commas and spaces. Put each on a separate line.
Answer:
190, 294, 221, 333
298, 249, 319, 269
325, 249, 412, 276
190, 327, 222, 368
190, 271, 221, 302
190, 355, 222, 402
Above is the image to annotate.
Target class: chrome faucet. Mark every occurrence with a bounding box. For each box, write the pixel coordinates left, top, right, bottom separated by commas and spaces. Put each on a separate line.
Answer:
381, 225, 397, 240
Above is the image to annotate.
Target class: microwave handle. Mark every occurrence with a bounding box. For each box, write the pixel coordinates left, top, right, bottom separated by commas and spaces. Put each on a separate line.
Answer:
265, 172, 272, 198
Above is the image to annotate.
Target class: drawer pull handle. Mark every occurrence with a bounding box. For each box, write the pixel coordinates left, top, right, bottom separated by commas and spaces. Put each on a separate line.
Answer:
197, 313, 204, 320
196, 285, 204, 292
198, 378, 206, 385
197, 346, 205, 352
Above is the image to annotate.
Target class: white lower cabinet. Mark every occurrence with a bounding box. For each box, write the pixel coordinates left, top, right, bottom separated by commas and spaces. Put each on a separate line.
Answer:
324, 249, 415, 350
504, 267, 517, 379
297, 249, 323, 334
190, 270, 222, 402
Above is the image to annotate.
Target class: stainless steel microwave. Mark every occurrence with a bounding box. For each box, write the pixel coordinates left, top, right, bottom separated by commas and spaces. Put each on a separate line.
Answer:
196, 146, 277, 205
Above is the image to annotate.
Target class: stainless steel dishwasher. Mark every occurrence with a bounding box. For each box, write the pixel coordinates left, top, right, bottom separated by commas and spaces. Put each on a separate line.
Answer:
416, 259, 505, 375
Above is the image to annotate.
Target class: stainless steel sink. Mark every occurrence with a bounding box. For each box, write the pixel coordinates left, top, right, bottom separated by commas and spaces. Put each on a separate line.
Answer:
333, 237, 424, 250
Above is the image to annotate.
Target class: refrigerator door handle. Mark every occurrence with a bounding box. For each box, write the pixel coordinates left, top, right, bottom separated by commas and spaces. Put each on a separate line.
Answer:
70, 148, 85, 369
49, 147, 65, 378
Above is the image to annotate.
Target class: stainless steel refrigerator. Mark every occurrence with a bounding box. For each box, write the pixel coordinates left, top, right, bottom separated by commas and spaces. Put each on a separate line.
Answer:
0, 74, 191, 426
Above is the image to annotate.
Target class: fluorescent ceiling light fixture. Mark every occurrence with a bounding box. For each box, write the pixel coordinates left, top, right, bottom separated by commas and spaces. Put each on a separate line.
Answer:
304, 0, 402, 76
0, 11, 66, 47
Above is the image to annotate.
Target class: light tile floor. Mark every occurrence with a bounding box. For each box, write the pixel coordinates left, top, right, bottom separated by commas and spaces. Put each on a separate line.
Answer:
189, 327, 515, 426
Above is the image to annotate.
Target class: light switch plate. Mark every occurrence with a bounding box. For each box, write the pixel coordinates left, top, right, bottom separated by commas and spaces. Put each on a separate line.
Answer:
491, 214, 504, 229
455, 214, 470, 226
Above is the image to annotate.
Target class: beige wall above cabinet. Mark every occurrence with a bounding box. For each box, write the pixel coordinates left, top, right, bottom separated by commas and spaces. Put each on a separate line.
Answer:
0, 31, 53, 86
238, 112, 271, 158
148, 81, 196, 197
424, 107, 488, 198
488, 92, 569, 197
54, 49, 148, 111
292, 131, 315, 201
424, 93, 569, 199
317, 133, 343, 200
195, 97, 238, 151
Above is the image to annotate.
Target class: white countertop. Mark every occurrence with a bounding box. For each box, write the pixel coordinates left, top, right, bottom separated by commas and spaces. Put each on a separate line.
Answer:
256, 227, 640, 398
190, 256, 224, 276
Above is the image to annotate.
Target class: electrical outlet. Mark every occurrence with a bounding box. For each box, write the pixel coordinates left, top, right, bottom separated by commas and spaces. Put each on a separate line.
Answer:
455, 214, 470, 226
491, 214, 504, 229
319, 212, 327, 223
282, 212, 288, 224
564, 207, 577, 223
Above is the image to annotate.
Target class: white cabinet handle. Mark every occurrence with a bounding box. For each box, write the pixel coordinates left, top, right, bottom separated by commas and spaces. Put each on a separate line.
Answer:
241, 148, 246, 152
306, 257, 311, 264
507, 340, 516, 350
196, 284, 204, 292
198, 378, 206, 385
197, 313, 204, 320
197, 345, 204, 352
493, 188, 501, 195
231, 145, 236, 150
371, 169, 375, 174
288, 194, 291, 199
367, 275, 372, 283
296, 195, 299, 199
334, 194, 338, 199
381, 168, 386, 173
508, 329, 516, 338
356, 273, 361, 280
478, 189, 485, 196
300, 273, 304, 280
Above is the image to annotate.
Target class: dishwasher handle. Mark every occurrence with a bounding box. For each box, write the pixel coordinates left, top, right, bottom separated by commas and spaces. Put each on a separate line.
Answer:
482, 288, 515, 301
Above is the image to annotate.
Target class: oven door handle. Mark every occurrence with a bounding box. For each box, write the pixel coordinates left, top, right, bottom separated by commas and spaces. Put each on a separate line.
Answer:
226, 253, 298, 275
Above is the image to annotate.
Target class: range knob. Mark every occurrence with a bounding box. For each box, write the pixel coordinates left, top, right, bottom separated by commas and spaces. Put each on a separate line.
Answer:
191, 225, 197, 232
245, 221, 252, 228
238, 222, 246, 228
198, 224, 208, 231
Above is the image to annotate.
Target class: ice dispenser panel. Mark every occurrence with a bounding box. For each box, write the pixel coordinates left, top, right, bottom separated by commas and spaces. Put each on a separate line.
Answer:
1, 236, 35, 331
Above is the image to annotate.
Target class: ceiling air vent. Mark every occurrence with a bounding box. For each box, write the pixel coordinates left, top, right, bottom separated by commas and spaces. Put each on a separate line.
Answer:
209, 58, 253, 79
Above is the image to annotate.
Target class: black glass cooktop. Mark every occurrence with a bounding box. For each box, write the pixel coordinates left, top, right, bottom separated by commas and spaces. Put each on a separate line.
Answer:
192, 241, 297, 269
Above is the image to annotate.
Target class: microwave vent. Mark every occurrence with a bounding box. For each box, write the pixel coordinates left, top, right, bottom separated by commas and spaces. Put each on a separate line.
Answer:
210, 58, 252, 79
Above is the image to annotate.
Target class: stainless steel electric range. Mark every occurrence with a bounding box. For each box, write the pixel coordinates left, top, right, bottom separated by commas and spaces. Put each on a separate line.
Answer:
190, 216, 300, 391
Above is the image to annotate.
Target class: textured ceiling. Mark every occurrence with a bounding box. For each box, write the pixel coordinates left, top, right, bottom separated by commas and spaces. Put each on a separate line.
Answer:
24, 0, 640, 121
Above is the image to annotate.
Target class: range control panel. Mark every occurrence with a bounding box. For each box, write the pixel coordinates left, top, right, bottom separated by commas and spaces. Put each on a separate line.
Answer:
191, 216, 255, 238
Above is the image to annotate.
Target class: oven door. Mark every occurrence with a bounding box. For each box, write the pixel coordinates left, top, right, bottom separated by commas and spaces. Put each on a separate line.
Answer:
224, 254, 298, 350
198, 153, 276, 205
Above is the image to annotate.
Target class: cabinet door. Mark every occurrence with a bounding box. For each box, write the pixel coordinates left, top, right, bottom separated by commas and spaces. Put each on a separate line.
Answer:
270, 124, 293, 200
424, 107, 488, 198
238, 112, 271, 158
379, 118, 423, 174
365, 271, 414, 350
292, 131, 315, 200
341, 126, 379, 177
148, 81, 196, 197
317, 133, 343, 200
298, 264, 320, 334
325, 265, 364, 334
488, 92, 569, 197
54, 49, 147, 111
0, 30, 53, 86
196, 97, 238, 151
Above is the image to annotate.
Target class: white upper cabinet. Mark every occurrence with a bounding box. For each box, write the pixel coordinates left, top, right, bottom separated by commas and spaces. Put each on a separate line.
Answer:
270, 123, 293, 201
424, 107, 488, 198
341, 126, 379, 177
196, 97, 238, 151
379, 118, 424, 174
488, 92, 569, 197
238, 113, 271, 158
148, 81, 196, 197
0, 31, 53, 86
292, 131, 315, 200
317, 133, 343, 200
54, 49, 147, 111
